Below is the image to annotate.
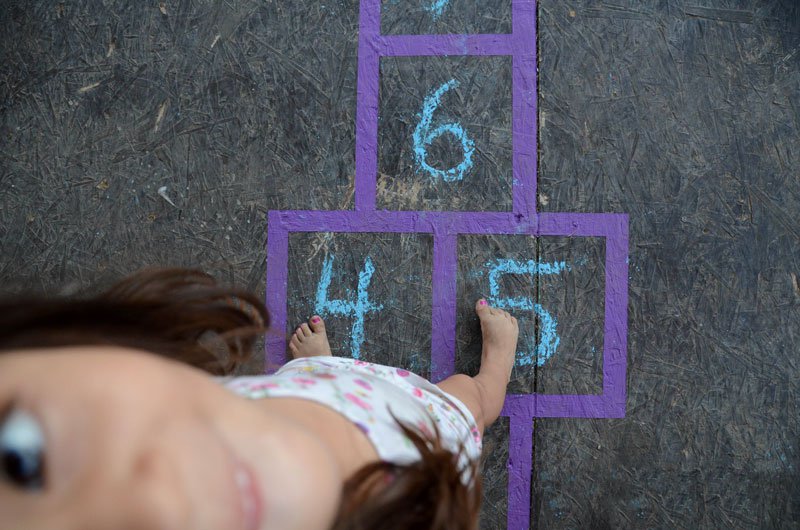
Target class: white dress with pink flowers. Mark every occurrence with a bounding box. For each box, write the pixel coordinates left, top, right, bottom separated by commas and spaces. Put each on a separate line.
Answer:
220, 356, 482, 483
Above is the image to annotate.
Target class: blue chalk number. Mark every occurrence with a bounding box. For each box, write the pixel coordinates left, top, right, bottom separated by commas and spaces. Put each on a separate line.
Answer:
485, 258, 571, 367
413, 79, 475, 182
315, 254, 383, 359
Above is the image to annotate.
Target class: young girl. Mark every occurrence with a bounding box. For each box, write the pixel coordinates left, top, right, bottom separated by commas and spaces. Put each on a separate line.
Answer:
0, 268, 518, 530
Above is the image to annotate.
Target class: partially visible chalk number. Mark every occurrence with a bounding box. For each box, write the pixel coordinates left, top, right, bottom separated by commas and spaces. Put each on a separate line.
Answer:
426, 0, 451, 20
413, 79, 475, 182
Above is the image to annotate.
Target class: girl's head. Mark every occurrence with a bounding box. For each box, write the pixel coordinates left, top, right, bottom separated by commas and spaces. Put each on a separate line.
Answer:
0, 269, 482, 529
0, 269, 345, 529
0, 345, 345, 530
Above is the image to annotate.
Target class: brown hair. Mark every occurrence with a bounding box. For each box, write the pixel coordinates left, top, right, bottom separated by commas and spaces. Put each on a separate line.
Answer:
0, 268, 268, 375
335, 417, 482, 530
0, 268, 482, 529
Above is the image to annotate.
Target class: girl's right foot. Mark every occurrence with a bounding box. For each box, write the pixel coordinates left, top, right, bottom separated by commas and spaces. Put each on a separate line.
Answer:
289, 316, 333, 358
475, 299, 518, 384
433, 300, 519, 433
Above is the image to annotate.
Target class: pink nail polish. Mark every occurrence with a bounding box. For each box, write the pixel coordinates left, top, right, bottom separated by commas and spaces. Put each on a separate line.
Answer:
312, 317, 320, 323
479, 300, 486, 306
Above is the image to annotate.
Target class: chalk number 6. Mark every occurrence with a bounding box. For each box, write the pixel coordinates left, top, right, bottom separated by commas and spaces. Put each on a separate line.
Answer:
413, 79, 475, 182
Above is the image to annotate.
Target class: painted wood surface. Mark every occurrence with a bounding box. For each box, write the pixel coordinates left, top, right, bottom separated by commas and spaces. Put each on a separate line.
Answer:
1, 0, 798, 528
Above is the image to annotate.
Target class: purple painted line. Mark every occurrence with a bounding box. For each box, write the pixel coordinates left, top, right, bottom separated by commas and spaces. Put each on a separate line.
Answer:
512, 0, 538, 218
270, 209, 626, 238
602, 214, 629, 417
273, 209, 526, 234
503, 393, 622, 418
265, 211, 289, 372
538, 212, 622, 237
431, 233, 457, 382
355, 0, 381, 211
507, 412, 533, 530
379, 34, 513, 56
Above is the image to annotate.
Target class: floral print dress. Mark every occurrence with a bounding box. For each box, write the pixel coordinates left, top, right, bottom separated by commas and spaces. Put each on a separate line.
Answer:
220, 356, 482, 483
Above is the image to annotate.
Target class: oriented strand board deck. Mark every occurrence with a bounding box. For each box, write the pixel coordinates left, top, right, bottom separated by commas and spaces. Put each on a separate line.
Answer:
537, 2, 800, 527
1, 1, 798, 528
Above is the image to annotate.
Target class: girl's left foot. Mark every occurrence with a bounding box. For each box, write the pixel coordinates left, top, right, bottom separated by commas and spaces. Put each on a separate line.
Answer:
289, 316, 333, 358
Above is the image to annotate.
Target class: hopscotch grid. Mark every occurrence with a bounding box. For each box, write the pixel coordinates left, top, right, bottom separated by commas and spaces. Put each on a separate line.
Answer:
265, 1, 628, 527
266, 208, 628, 415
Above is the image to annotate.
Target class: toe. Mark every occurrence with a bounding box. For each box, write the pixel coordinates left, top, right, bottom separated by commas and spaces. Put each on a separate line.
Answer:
290, 333, 301, 347
295, 327, 305, 341
475, 298, 490, 316
300, 323, 312, 337
309, 315, 326, 333
289, 342, 299, 355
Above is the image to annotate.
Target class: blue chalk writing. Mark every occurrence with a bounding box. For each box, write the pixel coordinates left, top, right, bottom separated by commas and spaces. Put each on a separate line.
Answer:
413, 79, 475, 182
484, 258, 571, 367
487, 259, 570, 310
315, 254, 383, 359
511, 304, 560, 367
426, 0, 451, 20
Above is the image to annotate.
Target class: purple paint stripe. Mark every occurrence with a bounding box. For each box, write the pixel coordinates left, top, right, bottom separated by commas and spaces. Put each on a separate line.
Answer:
602, 214, 629, 416
379, 34, 513, 56
431, 233, 457, 382
502, 393, 624, 418
270, 209, 627, 238
507, 412, 533, 530
538, 212, 624, 237
355, 0, 381, 211
512, 0, 538, 218
272, 209, 529, 234
265, 211, 289, 373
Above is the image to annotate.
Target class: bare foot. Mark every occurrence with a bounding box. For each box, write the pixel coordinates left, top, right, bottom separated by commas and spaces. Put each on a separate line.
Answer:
433, 300, 519, 432
475, 299, 518, 384
288, 316, 332, 358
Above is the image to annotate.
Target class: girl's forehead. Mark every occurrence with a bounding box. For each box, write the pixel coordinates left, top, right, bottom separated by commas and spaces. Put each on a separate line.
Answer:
0, 347, 201, 401
1, 346, 172, 371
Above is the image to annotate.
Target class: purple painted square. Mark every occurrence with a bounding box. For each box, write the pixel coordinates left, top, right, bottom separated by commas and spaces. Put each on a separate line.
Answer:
377, 55, 513, 212
267, 210, 628, 419
285, 231, 434, 377
456, 235, 606, 397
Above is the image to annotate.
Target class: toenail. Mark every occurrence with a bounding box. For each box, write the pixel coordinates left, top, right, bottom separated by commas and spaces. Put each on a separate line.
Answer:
479, 299, 487, 306
312, 317, 320, 323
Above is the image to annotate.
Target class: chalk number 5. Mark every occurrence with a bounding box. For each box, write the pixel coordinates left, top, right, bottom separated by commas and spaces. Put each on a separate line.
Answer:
413, 79, 475, 182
